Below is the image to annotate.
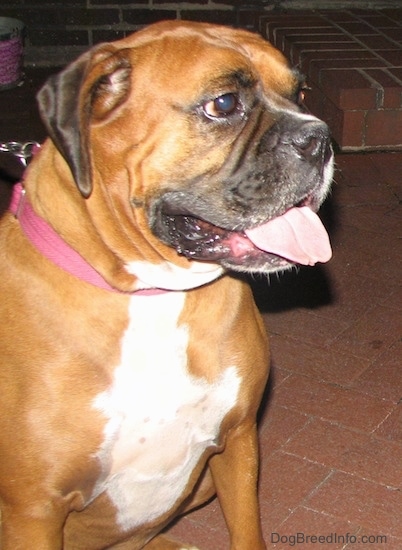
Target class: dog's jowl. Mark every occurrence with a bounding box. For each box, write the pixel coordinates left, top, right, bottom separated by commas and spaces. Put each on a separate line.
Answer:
0, 20, 333, 550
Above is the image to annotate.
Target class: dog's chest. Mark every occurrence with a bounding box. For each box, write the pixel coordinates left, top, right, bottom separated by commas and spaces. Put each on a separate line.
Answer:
92, 291, 240, 530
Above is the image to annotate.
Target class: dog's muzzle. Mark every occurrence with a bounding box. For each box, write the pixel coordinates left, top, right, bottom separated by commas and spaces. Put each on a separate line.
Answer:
151, 113, 334, 275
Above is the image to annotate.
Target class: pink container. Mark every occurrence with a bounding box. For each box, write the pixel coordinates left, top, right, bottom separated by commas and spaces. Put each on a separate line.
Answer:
0, 17, 25, 90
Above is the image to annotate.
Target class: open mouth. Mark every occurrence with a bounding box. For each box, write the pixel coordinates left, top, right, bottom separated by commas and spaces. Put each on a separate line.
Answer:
159, 202, 332, 272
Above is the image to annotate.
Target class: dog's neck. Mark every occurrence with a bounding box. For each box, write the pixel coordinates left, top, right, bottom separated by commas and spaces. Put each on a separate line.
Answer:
9, 182, 166, 295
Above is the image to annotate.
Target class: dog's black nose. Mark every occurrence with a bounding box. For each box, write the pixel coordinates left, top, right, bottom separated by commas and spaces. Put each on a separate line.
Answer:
291, 121, 331, 163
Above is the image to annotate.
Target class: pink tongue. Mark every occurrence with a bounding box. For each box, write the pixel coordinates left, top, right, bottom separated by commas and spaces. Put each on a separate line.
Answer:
245, 206, 332, 265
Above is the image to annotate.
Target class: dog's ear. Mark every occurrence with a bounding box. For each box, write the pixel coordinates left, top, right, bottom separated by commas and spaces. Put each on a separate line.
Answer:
37, 46, 131, 197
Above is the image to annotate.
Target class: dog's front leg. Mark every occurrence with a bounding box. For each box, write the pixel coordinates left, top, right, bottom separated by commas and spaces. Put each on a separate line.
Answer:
0, 505, 65, 549
209, 421, 266, 550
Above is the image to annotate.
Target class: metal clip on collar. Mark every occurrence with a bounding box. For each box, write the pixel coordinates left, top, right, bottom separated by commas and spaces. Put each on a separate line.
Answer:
0, 141, 41, 167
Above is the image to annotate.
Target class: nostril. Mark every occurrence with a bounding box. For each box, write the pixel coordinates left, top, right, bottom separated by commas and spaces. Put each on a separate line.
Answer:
292, 121, 330, 162
296, 135, 320, 157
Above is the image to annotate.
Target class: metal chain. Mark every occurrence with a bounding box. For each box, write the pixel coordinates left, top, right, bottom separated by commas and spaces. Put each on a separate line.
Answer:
0, 140, 41, 167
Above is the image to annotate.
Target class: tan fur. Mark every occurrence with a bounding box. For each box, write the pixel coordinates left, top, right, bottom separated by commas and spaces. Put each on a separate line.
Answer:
0, 20, 316, 550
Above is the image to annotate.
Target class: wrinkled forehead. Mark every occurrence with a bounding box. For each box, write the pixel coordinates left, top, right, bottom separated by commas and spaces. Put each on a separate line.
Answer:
115, 24, 300, 101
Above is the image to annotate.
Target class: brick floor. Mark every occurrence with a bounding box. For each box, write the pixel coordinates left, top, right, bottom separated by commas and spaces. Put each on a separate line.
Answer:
257, 9, 402, 152
0, 62, 401, 550
168, 150, 402, 549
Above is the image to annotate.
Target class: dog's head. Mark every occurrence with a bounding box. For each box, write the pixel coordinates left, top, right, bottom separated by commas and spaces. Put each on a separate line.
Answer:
37, 20, 333, 285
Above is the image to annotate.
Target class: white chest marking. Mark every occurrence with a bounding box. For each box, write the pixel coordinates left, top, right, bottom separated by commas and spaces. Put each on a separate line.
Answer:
93, 292, 240, 531
126, 259, 224, 290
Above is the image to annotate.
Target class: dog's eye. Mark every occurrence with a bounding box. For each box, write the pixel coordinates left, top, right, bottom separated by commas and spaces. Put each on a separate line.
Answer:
298, 90, 306, 104
203, 93, 239, 118
296, 85, 311, 106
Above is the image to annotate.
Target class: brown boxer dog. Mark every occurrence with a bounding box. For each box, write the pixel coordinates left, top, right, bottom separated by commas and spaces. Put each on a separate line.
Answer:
0, 20, 333, 549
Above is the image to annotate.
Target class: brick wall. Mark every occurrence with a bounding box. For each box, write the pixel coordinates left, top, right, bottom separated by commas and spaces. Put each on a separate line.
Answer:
1, 1, 400, 65
1, 0, 268, 65
258, 9, 402, 150
1, 0, 400, 150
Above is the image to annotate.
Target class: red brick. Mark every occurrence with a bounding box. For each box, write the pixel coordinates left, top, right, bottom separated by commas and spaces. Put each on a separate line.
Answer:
259, 406, 309, 453
321, 10, 358, 23
238, 9, 264, 29
30, 29, 89, 47
352, 341, 402, 403
259, 452, 330, 531
337, 21, 379, 34
365, 110, 402, 147
376, 407, 402, 442
320, 68, 379, 110
285, 38, 358, 67
263, 309, 347, 349
378, 50, 402, 65
333, 302, 402, 358
276, 507, 360, 549
92, 0, 147, 3
66, 8, 120, 26
93, 30, 126, 44
346, 536, 402, 550
359, 13, 399, 27
287, 33, 351, 44
181, 10, 236, 25
290, 41, 365, 67
308, 57, 387, 87
269, 335, 370, 387
260, 18, 332, 44
299, 49, 377, 75
1, 8, 58, 26
382, 9, 402, 23
296, 43, 365, 54
364, 69, 402, 108
340, 111, 366, 149
259, 15, 327, 27
206, 0, 240, 4
153, 0, 208, 2
388, 67, 402, 82
306, 471, 402, 539
259, 10, 402, 150
356, 34, 399, 50
381, 27, 402, 41
271, 375, 394, 432
270, 27, 330, 51
122, 9, 177, 25
325, 99, 366, 149
260, 25, 275, 43
315, 95, 343, 145
283, 420, 402, 488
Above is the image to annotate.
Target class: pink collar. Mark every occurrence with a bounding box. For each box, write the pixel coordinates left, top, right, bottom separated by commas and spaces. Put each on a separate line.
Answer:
9, 182, 165, 295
